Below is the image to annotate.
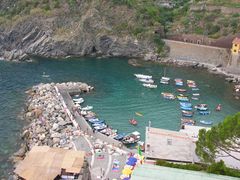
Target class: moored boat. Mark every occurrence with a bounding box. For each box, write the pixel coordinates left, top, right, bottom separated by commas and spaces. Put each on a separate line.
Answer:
177, 88, 187, 92
93, 124, 107, 131
180, 102, 192, 108
114, 133, 126, 141
181, 118, 196, 126
161, 92, 175, 100
73, 97, 84, 104
200, 120, 213, 125
181, 106, 193, 111
160, 77, 170, 84
138, 78, 154, 84
192, 93, 200, 96
199, 111, 210, 115
134, 74, 152, 79
82, 105, 93, 111
192, 88, 199, 91
182, 110, 194, 117
195, 104, 208, 111
191, 97, 199, 100
122, 131, 141, 145
143, 83, 157, 88
215, 104, 221, 111
129, 119, 138, 125
177, 95, 189, 102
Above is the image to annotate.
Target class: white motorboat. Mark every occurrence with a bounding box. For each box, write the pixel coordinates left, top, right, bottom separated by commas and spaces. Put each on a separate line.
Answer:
138, 78, 154, 84
143, 83, 157, 88
122, 131, 141, 145
73, 98, 84, 104
160, 77, 170, 84
134, 74, 152, 79
82, 105, 93, 111
80, 110, 87, 115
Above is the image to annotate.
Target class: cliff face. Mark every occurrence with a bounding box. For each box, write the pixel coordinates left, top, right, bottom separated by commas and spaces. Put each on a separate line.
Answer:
0, 1, 154, 61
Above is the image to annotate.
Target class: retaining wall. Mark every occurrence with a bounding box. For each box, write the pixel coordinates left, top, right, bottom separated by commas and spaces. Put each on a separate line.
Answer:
164, 39, 231, 66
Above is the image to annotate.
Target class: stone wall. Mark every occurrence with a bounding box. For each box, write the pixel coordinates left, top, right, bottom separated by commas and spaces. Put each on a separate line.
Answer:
164, 39, 231, 67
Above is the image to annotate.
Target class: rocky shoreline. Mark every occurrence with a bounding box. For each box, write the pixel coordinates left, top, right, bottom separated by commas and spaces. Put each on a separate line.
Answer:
12, 82, 93, 164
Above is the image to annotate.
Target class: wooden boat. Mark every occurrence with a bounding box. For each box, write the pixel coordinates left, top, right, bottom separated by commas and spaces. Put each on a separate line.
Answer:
195, 104, 208, 111
181, 118, 196, 125
182, 110, 193, 117
134, 74, 152, 79
200, 120, 213, 125
143, 83, 157, 88
161, 92, 175, 100
177, 88, 187, 92
129, 119, 138, 125
122, 131, 141, 145
199, 111, 210, 115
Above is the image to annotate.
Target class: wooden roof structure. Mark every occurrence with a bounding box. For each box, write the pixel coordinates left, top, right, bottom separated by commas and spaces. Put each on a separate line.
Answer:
14, 146, 85, 180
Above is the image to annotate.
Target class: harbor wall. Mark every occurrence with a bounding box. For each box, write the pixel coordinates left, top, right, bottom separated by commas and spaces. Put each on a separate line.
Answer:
164, 39, 231, 67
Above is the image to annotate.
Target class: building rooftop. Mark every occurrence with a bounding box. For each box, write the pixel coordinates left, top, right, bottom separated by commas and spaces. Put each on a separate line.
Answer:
145, 127, 200, 163
14, 146, 85, 180
131, 164, 239, 180
232, 37, 240, 45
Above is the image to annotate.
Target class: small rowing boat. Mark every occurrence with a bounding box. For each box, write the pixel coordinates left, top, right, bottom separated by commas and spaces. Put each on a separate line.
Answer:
181, 106, 193, 111
192, 88, 199, 91
192, 93, 200, 96
191, 97, 199, 100
135, 112, 143, 116
177, 88, 187, 92
177, 96, 189, 102
199, 111, 210, 115
160, 77, 170, 84
181, 118, 196, 126
182, 110, 194, 117
129, 119, 138, 125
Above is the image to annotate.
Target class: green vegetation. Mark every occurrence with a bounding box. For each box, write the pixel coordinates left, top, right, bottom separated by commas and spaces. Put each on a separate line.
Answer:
0, 0, 239, 54
196, 112, 240, 163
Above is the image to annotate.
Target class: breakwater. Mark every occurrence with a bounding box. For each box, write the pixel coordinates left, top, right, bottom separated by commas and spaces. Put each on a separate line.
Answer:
12, 82, 93, 163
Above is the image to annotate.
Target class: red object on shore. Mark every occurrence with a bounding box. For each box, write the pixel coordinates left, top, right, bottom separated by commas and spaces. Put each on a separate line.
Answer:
216, 104, 221, 111
129, 119, 138, 125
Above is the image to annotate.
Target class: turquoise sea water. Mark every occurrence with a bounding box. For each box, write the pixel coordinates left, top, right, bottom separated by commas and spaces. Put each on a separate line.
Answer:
0, 57, 239, 177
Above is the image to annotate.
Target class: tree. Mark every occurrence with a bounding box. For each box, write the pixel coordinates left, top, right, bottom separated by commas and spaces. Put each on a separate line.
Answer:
196, 112, 240, 163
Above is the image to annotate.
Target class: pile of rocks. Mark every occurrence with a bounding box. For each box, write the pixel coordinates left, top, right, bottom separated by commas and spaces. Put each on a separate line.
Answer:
13, 82, 93, 162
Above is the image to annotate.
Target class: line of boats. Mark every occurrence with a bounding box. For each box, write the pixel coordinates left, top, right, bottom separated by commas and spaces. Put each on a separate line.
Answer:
72, 96, 141, 145
134, 74, 157, 89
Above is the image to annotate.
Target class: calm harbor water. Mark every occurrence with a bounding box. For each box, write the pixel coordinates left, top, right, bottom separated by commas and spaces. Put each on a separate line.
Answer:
0, 57, 239, 177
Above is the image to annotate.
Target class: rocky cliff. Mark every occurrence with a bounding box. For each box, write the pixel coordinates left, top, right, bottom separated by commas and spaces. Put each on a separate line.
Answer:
0, 0, 155, 61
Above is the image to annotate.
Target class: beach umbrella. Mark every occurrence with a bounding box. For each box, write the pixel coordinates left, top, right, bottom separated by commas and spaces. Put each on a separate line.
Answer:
126, 160, 136, 166
122, 168, 132, 175
128, 156, 137, 163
